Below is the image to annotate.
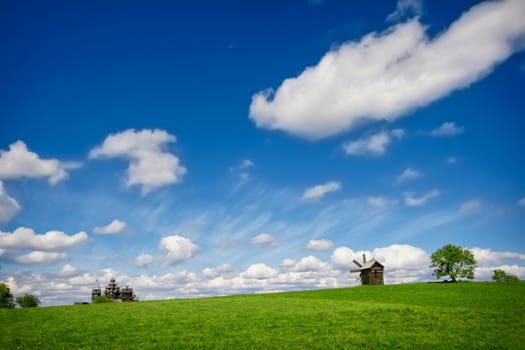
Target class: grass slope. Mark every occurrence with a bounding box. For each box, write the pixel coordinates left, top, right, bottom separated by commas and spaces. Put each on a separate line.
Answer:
1, 282, 524, 349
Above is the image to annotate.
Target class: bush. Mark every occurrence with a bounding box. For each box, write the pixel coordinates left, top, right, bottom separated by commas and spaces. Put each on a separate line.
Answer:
492, 269, 520, 282
93, 296, 113, 303
15, 294, 40, 308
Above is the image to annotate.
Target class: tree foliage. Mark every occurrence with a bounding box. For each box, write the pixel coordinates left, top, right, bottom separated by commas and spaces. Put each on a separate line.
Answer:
0, 282, 15, 308
492, 269, 520, 282
15, 294, 40, 308
430, 244, 477, 282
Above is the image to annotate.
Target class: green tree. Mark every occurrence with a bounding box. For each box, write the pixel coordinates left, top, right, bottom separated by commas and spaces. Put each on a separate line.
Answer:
492, 269, 520, 282
15, 294, 40, 308
430, 244, 477, 282
0, 282, 15, 308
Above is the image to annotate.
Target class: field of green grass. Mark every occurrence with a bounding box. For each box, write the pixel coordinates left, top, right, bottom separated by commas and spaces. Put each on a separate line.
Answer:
1, 282, 524, 349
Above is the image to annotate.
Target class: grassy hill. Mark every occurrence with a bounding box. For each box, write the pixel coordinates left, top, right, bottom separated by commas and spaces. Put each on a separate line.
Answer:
1, 282, 524, 349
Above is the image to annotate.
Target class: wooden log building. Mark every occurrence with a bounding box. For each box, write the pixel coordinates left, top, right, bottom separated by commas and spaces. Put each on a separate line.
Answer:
350, 254, 384, 285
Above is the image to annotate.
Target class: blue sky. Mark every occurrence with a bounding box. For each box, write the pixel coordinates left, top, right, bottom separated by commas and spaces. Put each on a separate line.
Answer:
1, 0, 524, 306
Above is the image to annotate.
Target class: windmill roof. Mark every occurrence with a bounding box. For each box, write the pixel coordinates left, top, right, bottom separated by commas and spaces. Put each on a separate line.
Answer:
350, 258, 384, 273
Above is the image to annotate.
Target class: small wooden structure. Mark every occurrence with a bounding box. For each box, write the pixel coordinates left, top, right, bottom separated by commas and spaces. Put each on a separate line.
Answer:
350, 254, 384, 285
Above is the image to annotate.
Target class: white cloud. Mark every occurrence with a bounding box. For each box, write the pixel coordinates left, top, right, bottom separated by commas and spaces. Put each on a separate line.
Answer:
459, 199, 482, 214
403, 189, 440, 206
203, 263, 234, 278
471, 247, 525, 265
89, 129, 186, 194
0, 180, 20, 223
60, 264, 78, 276
397, 167, 423, 183
517, 197, 525, 206
386, 0, 423, 23
93, 219, 126, 234
242, 263, 278, 279
134, 254, 154, 267
302, 181, 341, 200
430, 122, 464, 137
15, 251, 66, 264
343, 129, 404, 156
331, 246, 357, 268
249, 0, 525, 139
373, 244, 428, 270
0, 140, 69, 184
159, 235, 198, 265
290, 256, 330, 272
0, 227, 88, 252
447, 156, 458, 164
251, 233, 278, 245
306, 239, 333, 251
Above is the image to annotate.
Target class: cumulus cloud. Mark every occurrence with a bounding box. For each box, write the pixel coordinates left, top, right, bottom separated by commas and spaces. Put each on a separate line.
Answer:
403, 189, 440, 206
242, 263, 278, 279
386, 0, 423, 23
430, 122, 464, 137
15, 251, 66, 264
60, 264, 78, 276
251, 233, 278, 245
331, 246, 357, 268
203, 263, 234, 278
93, 219, 126, 234
89, 129, 186, 194
471, 247, 525, 265
302, 181, 341, 200
0, 180, 20, 223
343, 129, 404, 156
306, 239, 333, 251
289, 256, 330, 272
0, 141, 70, 184
159, 235, 198, 265
397, 167, 422, 183
249, 0, 525, 139
134, 254, 154, 267
0, 227, 88, 252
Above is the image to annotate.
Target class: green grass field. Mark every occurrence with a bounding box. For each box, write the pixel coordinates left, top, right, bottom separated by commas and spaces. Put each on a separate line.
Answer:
1, 282, 524, 349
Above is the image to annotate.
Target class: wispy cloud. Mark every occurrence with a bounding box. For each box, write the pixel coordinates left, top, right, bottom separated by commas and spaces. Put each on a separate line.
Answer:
430, 122, 464, 137
396, 167, 423, 183
343, 129, 404, 156
403, 189, 440, 207
249, 0, 525, 139
459, 199, 482, 214
302, 181, 341, 200
386, 0, 423, 23
0, 180, 20, 223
